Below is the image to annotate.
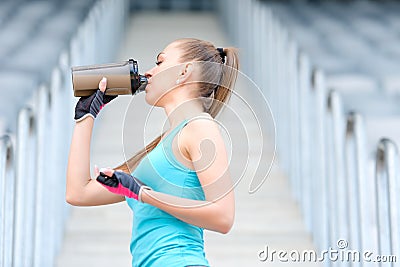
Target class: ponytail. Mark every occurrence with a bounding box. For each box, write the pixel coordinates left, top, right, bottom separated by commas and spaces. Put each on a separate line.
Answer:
208, 47, 239, 118
114, 134, 164, 174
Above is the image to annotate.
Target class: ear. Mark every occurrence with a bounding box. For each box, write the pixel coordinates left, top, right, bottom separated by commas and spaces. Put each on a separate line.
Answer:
178, 62, 194, 83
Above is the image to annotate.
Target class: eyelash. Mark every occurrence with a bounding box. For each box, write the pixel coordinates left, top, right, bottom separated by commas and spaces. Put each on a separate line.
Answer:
155, 61, 162, 66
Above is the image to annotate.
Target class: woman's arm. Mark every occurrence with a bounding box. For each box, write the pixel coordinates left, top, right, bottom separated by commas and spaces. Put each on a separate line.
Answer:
141, 189, 234, 234
141, 118, 235, 234
66, 80, 125, 206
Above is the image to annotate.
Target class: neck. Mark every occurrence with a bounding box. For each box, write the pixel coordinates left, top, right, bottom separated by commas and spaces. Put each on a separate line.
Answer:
164, 98, 205, 127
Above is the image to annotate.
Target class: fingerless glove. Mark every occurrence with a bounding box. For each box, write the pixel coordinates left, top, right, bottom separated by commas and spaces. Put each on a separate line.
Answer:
74, 89, 117, 122
96, 171, 151, 202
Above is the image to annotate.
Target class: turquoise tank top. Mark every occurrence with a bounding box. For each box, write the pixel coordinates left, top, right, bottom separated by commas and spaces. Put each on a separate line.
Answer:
126, 119, 210, 267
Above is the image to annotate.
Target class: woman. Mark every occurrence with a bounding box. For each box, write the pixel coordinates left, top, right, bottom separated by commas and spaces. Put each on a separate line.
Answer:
66, 38, 239, 267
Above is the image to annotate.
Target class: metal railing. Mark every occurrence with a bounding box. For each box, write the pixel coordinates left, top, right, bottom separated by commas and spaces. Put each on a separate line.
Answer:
218, 0, 400, 266
0, 0, 129, 266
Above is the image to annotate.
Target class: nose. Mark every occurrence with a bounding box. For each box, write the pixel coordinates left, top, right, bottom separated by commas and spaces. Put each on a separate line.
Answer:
144, 67, 155, 79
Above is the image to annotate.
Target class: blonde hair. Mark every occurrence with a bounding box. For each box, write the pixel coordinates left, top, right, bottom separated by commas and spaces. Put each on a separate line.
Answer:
115, 38, 239, 173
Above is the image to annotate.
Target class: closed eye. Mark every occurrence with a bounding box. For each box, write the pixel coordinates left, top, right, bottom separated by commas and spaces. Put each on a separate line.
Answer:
155, 61, 163, 66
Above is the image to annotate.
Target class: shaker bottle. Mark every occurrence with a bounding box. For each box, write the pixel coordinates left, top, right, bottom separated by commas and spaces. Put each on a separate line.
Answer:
71, 59, 147, 97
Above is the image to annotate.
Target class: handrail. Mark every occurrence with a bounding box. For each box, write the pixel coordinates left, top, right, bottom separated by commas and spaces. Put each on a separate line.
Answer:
376, 138, 400, 266
0, 135, 14, 267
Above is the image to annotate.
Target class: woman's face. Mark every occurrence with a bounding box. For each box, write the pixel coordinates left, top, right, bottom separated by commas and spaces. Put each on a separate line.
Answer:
144, 42, 185, 107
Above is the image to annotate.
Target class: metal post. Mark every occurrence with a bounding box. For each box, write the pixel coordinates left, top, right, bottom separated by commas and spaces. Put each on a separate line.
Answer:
260, 4, 271, 100
344, 112, 367, 267
298, 52, 313, 233
376, 138, 400, 267
14, 107, 36, 267
48, 67, 62, 266
288, 41, 301, 202
0, 135, 14, 267
33, 84, 51, 267
57, 50, 73, 254
251, 0, 261, 87
326, 90, 350, 267
311, 69, 329, 252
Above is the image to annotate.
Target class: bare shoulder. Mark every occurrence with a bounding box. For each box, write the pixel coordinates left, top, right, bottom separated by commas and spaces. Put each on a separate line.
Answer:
183, 113, 220, 138
179, 113, 225, 156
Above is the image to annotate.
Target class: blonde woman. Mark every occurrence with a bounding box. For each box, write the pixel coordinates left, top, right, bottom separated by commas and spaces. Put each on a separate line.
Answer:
67, 38, 239, 267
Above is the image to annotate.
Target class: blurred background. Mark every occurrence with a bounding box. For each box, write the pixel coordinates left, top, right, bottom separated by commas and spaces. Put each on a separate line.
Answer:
0, 0, 399, 266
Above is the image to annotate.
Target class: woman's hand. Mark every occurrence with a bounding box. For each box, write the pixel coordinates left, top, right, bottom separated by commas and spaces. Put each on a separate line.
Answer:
74, 77, 117, 122
95, 166, 152, 202
94, 165, 114, 177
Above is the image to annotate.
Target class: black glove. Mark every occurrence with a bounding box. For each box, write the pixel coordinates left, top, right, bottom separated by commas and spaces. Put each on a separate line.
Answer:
96, 171, 152, 202
74, 89, 117, 122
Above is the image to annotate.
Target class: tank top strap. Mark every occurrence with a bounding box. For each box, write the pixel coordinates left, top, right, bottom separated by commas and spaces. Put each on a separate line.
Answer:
161, 119, 189, 146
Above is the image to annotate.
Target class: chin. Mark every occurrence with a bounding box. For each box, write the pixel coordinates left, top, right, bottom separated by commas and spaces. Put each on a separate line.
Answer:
145, 94, 162, 107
